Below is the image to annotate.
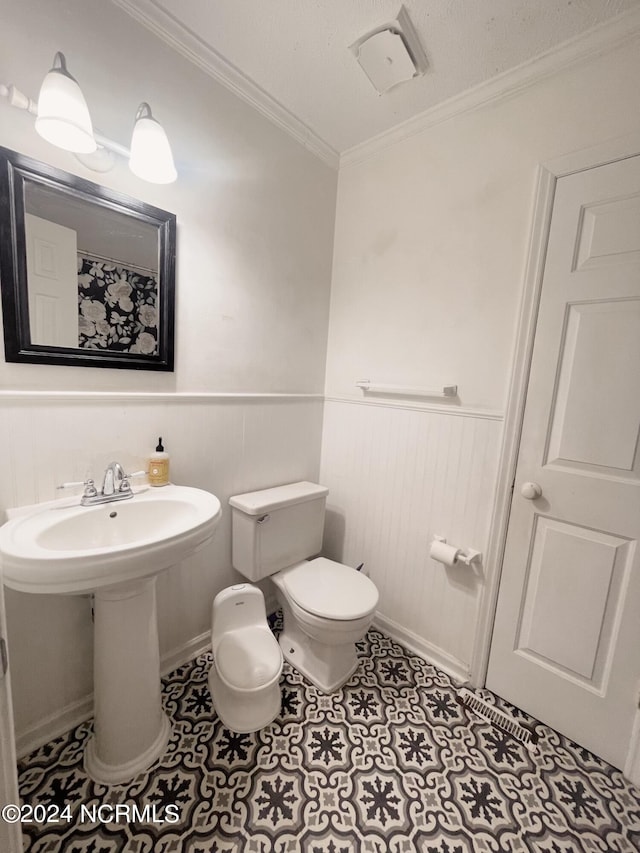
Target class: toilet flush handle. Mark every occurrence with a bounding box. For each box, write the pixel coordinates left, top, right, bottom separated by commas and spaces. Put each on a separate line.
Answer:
256, 514, 270, 524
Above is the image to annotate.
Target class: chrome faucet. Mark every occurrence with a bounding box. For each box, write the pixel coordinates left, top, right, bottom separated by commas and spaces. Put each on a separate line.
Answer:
57, 462, 144, 506
83, 461, 133, 505
101, 461, 127, 497
73, 462, 133, 506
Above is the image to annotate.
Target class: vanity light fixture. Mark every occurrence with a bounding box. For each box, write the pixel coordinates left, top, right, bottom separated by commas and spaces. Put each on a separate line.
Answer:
1, 52, 177, 184
129, 103, 177, 185
34, 52, 97, 153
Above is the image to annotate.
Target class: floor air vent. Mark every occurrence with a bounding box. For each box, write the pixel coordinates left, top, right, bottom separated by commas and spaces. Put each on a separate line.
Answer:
457, 687, 538, 750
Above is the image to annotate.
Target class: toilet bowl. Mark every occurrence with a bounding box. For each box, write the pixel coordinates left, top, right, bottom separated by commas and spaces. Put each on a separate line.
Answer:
272, 557, 378, 692
228, 482, 380, 694
208, 584, 283, 733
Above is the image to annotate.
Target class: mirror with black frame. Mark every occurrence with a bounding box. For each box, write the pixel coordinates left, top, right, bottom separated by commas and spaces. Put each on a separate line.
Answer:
0, 146, 176, 370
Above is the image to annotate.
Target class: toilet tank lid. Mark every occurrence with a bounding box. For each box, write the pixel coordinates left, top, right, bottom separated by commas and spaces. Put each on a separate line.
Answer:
229, 481, 329, 515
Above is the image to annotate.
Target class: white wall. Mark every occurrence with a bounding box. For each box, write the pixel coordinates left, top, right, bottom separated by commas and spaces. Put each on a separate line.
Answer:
0, 0, 336, 395
1, 395, 323, 750
321, 35, 640, 679
3, 0, 640, 749
0, 0, 336, 749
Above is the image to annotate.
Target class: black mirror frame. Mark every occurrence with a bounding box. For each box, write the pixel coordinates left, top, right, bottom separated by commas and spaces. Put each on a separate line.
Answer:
0, 146, 176, 371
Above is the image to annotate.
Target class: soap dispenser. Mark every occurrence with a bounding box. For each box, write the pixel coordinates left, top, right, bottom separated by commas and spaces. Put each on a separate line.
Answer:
148, 437, 170, 486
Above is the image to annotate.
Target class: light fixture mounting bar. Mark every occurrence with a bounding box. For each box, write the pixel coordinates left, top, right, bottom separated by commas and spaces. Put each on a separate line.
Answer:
1, 82, 129, 159
3, 51, 177, 183
0, 83, 38, 115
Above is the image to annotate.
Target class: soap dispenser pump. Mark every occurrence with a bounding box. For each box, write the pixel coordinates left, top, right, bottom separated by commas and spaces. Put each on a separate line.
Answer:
148, 437, 170, 486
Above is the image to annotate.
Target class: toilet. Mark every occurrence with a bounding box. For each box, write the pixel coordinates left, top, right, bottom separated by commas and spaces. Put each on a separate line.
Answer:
208, 584, 283, 733
229, 481, 379, 693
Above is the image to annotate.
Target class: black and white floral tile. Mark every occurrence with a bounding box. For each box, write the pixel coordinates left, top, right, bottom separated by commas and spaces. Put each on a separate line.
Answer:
18, 627, 640, 852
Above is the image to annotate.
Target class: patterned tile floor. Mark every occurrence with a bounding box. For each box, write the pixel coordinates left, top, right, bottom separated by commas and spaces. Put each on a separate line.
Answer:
17, 627, 640, 852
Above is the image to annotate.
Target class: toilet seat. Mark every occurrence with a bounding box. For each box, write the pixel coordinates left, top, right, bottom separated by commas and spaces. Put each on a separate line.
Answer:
214, 626, 282, 692
275, 557, 378, 621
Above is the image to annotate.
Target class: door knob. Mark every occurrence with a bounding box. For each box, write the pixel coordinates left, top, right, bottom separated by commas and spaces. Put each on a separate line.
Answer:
521, 481, 543, 500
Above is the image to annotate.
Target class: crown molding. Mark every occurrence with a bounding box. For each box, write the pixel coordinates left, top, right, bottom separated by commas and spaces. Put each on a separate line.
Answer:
109, 0, 339, 170
340, 6, 640, 168
110, 1, 640, 173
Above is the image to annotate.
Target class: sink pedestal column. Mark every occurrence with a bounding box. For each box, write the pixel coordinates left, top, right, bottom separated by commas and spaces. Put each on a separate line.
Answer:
84, 576, 171, 784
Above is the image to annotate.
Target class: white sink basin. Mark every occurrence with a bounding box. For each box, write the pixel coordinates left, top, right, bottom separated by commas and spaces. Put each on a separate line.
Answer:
0, 484, 221, 594
0, 483, 222, 784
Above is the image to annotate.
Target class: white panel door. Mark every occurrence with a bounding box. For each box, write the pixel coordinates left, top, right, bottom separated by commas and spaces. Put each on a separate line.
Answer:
487, 154, 640, 770
25, 214, 78, 347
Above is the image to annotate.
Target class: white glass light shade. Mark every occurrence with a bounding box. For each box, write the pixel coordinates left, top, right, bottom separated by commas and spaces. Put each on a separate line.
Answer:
35, 52, 96, 153
129, 103, 177, 184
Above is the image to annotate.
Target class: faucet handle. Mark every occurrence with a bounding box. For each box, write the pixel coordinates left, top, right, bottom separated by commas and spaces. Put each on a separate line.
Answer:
57, 478, 98, 498
118, 470, 147, 493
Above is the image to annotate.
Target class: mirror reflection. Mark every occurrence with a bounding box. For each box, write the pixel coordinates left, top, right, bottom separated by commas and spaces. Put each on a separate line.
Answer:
25, 183, 160, 354
0, 146, 176, 371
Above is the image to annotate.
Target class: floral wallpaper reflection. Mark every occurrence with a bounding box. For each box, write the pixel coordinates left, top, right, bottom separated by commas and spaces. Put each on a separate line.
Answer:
77, 256, 158, 354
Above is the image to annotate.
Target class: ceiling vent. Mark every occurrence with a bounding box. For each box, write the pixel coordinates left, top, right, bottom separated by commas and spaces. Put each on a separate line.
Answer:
350, 6, 428, 95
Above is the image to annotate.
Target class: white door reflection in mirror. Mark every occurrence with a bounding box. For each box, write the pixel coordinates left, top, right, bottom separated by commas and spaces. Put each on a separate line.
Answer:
25, 213, 78, 347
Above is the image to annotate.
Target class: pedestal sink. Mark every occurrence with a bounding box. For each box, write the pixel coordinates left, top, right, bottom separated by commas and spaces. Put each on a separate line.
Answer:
0, 485, 221, 784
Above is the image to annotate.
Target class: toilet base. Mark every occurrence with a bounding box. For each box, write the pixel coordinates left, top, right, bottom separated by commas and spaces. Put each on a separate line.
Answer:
278, 625, 359, 693
208, 663, 281, 734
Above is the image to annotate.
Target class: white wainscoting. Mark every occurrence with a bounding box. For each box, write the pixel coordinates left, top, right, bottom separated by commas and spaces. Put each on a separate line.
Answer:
0, 392, 324, 750
2, 390, 501, 746
320, 398, 503, 680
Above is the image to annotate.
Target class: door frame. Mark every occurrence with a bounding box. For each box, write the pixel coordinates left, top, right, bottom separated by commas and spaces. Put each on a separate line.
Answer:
469, 131, 640, 784
0, 574, 22, 853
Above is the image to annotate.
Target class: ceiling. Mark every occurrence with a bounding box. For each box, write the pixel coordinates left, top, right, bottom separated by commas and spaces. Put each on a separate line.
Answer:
114, 0, 640, 161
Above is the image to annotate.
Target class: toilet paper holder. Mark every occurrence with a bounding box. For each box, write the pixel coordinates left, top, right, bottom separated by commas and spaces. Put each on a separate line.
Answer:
433, 535, 482, 567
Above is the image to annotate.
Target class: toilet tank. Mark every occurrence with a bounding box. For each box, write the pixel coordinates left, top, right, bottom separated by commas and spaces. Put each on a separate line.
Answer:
229, 481, 329, 581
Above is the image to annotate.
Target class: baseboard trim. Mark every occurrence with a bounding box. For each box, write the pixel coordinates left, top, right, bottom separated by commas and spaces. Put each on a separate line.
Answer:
372, 612, 469, 685
15, 632, 212, 759
160, 630, 211, 676
16, 618, 468, 757
15, 695, 93, 759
